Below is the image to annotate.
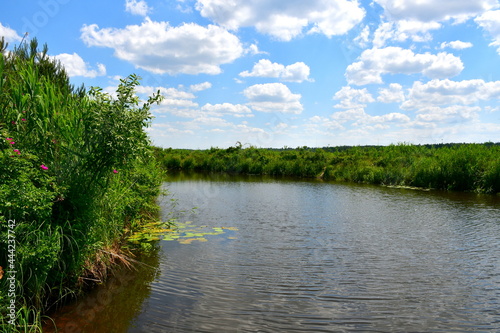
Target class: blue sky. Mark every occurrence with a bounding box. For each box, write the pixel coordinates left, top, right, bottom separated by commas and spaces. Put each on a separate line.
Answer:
1, 0, 500, 148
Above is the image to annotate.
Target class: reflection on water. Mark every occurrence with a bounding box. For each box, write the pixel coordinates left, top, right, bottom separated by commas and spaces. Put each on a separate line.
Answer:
47, 174, 500, 332
43, 250, 161, 332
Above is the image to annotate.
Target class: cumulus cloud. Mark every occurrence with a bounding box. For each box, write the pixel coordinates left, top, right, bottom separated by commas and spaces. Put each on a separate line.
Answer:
239, 59, 312, 82
440, 40, 473, 50
245, 43, 267, 56
371, 1, 496, 47
125, 0, 151, 16
377, 83, 405, 103
354, 112, 411, 126
81, 19, 243, 75
190, 82, 212, 92
333, 86, 375, 109
195, 0, 365, 41
346, 47, 464, 85
331, 108, 367, 122
53, 53, 106, 77
415, 106, 481, 123
243, 83, 303, 114
402, 79, 500, 110
354, 25, 371, 48
373, 20, 441, 47
475, 10, 500, 54
201, 103, 252, 117
374, 0, 497, 23
138, 85, 200, 117
331, 108, 409, 129
136, 86, 195, 99
0, 23, 22, 42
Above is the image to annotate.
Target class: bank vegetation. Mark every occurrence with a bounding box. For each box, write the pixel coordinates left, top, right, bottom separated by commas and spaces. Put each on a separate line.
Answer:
0, 39, 163, 331
155, 143, 500, 194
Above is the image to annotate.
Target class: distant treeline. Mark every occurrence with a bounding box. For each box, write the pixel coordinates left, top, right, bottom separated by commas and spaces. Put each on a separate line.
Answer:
154, 143, 500, 194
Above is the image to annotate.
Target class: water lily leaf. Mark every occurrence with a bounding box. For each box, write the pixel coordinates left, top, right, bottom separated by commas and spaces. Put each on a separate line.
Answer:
227, 237, 237, 240
178, 237, 207, 244
222, 227, 238, 231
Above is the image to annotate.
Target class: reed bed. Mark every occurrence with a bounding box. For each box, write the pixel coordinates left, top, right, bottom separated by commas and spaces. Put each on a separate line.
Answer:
155, 143, 500, 194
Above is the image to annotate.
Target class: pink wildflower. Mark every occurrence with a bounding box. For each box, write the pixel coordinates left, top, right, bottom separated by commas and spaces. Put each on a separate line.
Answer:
6, 138, 13, 141
40, 165, 48, 170
21, 118, 26, 121
13, 149, 20, 155
9, 141, 15, 145
113, 169, 118, 174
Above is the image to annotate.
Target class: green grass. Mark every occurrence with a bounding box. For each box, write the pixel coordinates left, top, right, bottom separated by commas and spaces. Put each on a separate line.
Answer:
0, 38, 164, 330
154, 143, 500, 194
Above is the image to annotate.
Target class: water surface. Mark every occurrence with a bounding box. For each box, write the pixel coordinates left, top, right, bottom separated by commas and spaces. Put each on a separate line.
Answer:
46, 174, 500, 332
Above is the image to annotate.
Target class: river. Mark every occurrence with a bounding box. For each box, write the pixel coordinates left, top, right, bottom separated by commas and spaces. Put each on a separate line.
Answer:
45, 173, 500, 332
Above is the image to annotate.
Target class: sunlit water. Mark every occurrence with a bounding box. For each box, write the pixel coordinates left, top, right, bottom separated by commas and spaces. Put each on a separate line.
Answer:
45, 174, 500, 332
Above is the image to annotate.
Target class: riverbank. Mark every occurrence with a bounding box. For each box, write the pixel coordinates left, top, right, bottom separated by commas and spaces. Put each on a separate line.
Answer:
0, 39, 163, 331
154, 143, 500, 194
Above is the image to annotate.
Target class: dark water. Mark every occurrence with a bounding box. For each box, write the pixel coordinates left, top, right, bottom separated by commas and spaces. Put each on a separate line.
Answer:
45, 174, 500, 332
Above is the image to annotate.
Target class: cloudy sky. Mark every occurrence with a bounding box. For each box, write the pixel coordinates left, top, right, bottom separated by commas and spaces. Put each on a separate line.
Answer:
1, 0, 500, 148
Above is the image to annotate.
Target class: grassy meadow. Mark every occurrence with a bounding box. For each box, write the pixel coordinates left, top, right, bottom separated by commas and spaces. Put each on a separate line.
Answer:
155, 143, 500, 194
0, 39, 163, 331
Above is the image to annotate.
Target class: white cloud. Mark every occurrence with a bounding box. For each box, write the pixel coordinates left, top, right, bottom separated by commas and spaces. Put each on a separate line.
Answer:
354, 25, 370, 48
331, 107, 410, 129
81, 19, 243, 75
125, 0, 151, 16
53, 53, 106, 77
374, 0, 497, 23
371, 1, 497, 47
136, 86, 195, 99
354, 112, 411, 126
190, 82, 212, 92
306, 116, 345, 132
402, 79, 500, 110
137, 85, 200, 117
245, 43, 267, 56
415, 106, 481, 123
373, 20, 441, 47
333, 86, 375, 109
201, 103, 252, 117
160, 98, 199, 108
239, 59, 312, 82
185, 116, 233, 130
243, 83, 303, 114
377, 83, 405, 103
0, 23, 22, 43
475, 10, 500, 54
346, 47, 464, 85
195, 0, 365, 41
331, 108, 367, 122
440, 40, 473, 50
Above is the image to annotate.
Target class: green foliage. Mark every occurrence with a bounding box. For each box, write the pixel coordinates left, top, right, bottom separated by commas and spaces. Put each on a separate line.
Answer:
155, 143, 500, 194
0, 39, 163, 329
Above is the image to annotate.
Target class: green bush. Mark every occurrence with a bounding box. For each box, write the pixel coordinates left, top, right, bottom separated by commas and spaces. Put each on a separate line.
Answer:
0, 38, 163, 329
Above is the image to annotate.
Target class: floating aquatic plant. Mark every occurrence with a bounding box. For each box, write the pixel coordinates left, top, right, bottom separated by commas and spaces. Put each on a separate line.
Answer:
126, 220, 238, 245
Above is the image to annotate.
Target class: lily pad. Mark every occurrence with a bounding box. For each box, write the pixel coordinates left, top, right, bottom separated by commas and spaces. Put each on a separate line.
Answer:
178, 237, 207, 244
222, 227, 239, 231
